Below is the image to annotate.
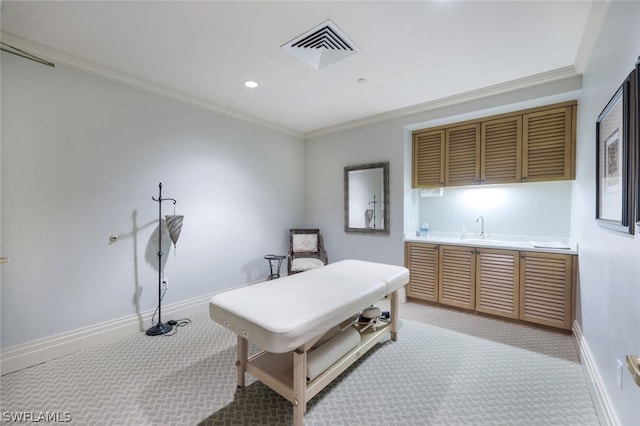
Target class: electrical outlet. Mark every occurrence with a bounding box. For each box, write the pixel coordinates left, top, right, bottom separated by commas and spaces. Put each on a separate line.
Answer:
617, 359, 624, 390
162, 277, 168, 289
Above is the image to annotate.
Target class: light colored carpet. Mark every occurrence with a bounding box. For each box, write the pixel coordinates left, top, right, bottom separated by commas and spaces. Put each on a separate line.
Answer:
0, 301, 599, 425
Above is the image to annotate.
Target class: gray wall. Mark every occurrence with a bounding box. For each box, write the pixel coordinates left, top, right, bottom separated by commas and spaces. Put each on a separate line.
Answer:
572, 2, 640, 424
1, 54, 305, 348
305, 121, 407, 266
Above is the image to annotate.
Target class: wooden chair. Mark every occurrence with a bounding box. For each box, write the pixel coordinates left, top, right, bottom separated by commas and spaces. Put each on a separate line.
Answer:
288, 229, 328, 275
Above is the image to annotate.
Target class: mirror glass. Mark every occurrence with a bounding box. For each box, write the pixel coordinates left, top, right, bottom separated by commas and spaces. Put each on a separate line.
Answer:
344, 162, 389, 234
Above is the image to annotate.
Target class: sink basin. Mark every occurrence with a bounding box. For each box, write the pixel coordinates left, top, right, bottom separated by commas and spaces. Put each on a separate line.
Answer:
460, 239, 505, 245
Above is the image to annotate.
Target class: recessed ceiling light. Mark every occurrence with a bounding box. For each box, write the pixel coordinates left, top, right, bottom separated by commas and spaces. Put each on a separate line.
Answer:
244, 80, 258, 88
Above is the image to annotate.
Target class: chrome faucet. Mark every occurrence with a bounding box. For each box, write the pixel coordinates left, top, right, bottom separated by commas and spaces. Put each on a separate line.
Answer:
476, 215, 485, 239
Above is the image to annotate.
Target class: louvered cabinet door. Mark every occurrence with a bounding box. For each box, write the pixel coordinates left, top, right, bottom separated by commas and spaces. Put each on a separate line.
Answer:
481, 116, 522, 184
405, 242, 439, 303
522, 105, 575, 182
519, 252, 573, 330
413, 130, 445, 188
438, 245, 476, 310
445, 124, 481, 186
475, 249, 519, 319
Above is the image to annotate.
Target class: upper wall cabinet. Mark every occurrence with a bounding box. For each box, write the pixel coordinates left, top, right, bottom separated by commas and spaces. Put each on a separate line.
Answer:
412, 101, 576, 188
522, 105, 575, 182
482, 116, 522, 184
412, 129, 445, 187
445, 123, 480, 186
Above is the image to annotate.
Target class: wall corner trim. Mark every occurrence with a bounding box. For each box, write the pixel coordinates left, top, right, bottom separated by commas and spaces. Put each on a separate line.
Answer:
573, 320, 620, 426
574, 0, 612, 74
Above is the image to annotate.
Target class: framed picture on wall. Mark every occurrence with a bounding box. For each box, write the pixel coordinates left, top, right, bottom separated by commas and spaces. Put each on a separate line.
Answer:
635, 57, 640, 227
596, 69, 636, 234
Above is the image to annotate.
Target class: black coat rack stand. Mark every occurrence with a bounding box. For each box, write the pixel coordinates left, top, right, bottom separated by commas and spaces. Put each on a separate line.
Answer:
146, 182, 176, 336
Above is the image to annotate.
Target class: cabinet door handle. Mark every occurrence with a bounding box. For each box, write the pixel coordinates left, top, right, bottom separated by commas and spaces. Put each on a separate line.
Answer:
0, 258, 8, 264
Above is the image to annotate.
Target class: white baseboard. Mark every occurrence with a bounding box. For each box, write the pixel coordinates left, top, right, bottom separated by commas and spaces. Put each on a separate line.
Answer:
2, 280, 404, 376
573, 320, 620, 426
1, 293, 215, 375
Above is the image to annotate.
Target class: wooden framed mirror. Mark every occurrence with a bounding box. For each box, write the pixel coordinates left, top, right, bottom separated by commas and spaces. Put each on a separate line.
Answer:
344, 162, 389, 234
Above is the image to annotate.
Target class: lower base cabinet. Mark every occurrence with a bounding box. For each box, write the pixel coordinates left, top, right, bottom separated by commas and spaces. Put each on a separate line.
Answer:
476, 248, 519, 319
439, 245, 476, 310
519, 251, 574, 330
405, 242, 576, 330
405, 242, 438, 303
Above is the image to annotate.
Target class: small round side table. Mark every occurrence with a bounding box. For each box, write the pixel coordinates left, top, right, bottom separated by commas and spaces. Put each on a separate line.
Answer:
264, 254, 286, 280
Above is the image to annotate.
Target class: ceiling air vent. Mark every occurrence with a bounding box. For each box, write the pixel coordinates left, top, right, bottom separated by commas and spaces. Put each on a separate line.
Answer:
281, 19, 361, 70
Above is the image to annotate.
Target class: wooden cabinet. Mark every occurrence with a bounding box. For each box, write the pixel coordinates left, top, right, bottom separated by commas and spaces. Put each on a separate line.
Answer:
405, 242, 576, 331
438, 245, 476, 310
412, 101, 576, 188
522, 105, 575, 182
519, 251, 574, 329
481, 116, 522, 184
404, 242, 438, 303
445, 123, 480, 186
475, 248, 519, 319
412, 130, 444, 188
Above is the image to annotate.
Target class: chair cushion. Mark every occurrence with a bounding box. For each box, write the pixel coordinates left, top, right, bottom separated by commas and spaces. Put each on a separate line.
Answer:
291, 257, 325, 272
292, 234, 318, 253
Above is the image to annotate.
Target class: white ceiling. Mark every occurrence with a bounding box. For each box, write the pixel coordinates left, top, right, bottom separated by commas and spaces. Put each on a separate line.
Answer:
1, 1, 596, 136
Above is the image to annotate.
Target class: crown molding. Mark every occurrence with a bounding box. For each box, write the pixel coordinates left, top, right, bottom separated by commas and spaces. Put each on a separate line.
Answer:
574, 0, 611, 74
1, 30, 586, 141
0, 31, 303, 138
304, 65, 582, 139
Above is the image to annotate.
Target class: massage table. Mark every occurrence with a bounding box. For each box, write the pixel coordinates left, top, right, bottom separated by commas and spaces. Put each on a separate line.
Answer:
209, 259, 409, 426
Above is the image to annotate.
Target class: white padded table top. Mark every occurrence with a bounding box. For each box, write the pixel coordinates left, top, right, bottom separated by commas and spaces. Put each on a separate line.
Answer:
209, 260, 409, 353
321, 259, 409, 295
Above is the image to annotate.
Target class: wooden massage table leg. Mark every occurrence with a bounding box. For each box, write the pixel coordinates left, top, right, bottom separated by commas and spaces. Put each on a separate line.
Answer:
390, 290, 399, 341
232, 288, 402, 425
293, 348, 307, 426
237, 336, 248, 387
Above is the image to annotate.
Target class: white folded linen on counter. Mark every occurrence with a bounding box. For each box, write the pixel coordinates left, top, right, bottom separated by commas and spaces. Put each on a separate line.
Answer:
529, 241, 571, 249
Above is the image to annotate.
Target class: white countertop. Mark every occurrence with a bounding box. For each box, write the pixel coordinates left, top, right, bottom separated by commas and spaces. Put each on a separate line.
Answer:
405, 232, 578, 255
